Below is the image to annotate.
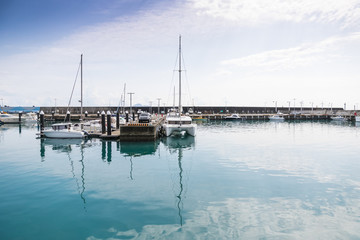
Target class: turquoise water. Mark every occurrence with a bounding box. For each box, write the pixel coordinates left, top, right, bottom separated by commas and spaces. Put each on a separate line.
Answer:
1, 121, 360, 239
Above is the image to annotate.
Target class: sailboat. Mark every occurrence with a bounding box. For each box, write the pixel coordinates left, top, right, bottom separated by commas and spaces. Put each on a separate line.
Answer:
162, 36, 197, 137
42, 54, 87, 139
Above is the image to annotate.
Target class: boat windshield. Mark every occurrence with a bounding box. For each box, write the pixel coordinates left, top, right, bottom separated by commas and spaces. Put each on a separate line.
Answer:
168, 120, 192, 124
52, 124, 69, 130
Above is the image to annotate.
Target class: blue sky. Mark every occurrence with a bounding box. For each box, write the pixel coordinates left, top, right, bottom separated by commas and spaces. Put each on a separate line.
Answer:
1, 0, 360, 109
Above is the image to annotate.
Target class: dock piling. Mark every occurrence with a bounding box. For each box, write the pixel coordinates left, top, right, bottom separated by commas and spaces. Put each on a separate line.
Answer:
116, 111, 120, 129
40, 111, 44, 133
106, 111, 111, 135
66, 111, 70, 122
101, 111, 106, 134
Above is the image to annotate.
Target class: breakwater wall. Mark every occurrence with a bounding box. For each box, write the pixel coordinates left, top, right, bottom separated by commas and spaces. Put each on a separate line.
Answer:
39, 106, 344, 115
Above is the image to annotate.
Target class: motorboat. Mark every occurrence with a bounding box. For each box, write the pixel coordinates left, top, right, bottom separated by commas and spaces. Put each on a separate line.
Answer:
163, 111, 197, 137
224, 114, 243, 120
82, 120, 102, 133
0, 113, 20, 123
22, 112, 38, 123
331, 115, 346, 121
162, 35, 197, 137
42, 122, 87, 138
268, 114, 285, 121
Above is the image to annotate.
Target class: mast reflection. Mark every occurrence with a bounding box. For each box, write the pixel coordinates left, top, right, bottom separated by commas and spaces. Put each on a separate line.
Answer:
119, 141, 160, 180
39, 138, 89, 210
161, 135, 195, 226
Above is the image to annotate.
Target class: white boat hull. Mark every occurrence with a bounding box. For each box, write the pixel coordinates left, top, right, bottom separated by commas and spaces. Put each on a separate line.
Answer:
0, 114, 20, 123
331, 116, 345, 121
164, 124, 197, 137
355, 116, 360, 122
269, 116, 285, 121
43, 130, 85, 139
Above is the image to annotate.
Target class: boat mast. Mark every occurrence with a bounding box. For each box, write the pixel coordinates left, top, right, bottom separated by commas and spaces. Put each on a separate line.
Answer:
80, 54, 83, 121
178, 35, 182, 114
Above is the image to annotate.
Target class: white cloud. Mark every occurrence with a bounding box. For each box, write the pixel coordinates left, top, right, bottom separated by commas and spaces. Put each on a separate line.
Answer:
221, 32, 360, 71
87, 197, 360, 239
190, 0, 360, 27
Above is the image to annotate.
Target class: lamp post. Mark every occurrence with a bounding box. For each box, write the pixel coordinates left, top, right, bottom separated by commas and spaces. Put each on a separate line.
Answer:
157, 98, 161, 114
128, 92, 135, 115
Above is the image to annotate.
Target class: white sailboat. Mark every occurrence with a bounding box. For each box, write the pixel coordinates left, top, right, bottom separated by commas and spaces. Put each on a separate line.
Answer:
42, 54, 87, 139
163, 36, 197, 137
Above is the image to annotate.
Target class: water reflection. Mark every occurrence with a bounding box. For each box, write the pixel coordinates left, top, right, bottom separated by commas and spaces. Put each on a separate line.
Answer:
120, 141, 160, 157
39, 138, 88, 210
162, 135, 195, 226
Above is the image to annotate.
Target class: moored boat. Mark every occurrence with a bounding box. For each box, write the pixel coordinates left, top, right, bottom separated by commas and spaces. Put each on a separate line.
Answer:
163, 111, 196, 137
42, 122, 86, 139
0, 113, 20, 124
162, 35, 197, 137
331, 115, 346, 121
268, 115, 285, 121
224, 114, 243, 121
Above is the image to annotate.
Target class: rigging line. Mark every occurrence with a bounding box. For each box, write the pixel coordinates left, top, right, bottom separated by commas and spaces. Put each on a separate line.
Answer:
181, 52, 192, 106
166, 51, 180, 108
65, 59, 82, 122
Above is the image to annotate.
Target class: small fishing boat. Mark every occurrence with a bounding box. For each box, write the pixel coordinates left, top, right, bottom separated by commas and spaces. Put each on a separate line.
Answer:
42, 122, 87, 139
192, 115, 208, 122
224, 114, 243, 120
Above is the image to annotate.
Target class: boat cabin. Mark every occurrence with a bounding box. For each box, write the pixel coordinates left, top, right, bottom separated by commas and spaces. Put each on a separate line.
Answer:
52, 123, 72, 131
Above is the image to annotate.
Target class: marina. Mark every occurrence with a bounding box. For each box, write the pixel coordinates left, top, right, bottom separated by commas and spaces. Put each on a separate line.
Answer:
2, 106, 360, 141
2, 0, 360, 239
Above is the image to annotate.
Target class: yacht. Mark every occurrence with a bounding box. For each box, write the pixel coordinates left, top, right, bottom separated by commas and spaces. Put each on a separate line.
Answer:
268, 115, 285, 121
0, 113, 20, 123
42, 122, 87, 139
162, 35, 196, 137
268, 112, 285, 121
163, 111, 196, 137
224, 114, 243, 120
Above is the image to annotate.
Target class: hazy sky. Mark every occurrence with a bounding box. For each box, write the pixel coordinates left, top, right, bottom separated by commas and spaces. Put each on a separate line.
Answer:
1, 0, 360, 109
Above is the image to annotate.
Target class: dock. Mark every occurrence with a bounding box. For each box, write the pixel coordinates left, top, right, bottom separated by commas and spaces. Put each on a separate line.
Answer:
34, 107, 359, 142
86, 119, 164, 141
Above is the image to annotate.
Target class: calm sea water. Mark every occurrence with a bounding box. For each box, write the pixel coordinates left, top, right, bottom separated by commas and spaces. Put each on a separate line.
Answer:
1, 120, 360, 239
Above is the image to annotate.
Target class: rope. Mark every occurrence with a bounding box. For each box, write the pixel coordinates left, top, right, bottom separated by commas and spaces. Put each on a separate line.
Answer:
64, 59, 82, 122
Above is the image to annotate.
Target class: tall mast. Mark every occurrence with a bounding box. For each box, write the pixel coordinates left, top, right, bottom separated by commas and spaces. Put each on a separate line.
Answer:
178, 35, 182, 114
80, 54, 83, 121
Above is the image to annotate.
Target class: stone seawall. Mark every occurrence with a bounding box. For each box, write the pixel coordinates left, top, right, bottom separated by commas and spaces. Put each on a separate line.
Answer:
40, 106, 344, 115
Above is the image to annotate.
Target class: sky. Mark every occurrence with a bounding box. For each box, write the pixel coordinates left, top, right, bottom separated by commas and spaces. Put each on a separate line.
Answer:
1, 0, 360, 109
